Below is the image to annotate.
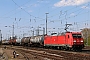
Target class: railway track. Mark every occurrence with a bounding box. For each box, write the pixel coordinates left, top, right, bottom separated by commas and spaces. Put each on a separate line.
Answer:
5, 45, 90, 60
9, 47, 64, 60
19, 52, 29, 60
27, 47, 90, 60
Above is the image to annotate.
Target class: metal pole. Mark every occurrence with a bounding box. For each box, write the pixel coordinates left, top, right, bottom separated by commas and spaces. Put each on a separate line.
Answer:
43, 27, 45, 35
38, 26, 39, 36
46, 13, 49, 35
12, 24, 14, 38
32, 29, 34, 36
1, 34, 2, 45
87, 29, 88, 46
0, 30, 2, 45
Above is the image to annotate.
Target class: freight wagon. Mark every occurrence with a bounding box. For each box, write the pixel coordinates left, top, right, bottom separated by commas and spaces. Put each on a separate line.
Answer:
21, 35, 44, 47
2, 40, 9, 45
21, 37, 30, 46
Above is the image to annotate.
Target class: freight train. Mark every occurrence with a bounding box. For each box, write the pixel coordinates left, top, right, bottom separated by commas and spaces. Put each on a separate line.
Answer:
3, 31, 84, 51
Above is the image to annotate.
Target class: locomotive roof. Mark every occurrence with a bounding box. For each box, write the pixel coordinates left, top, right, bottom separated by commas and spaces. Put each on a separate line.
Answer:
49, 32, 81, 36
66, 32, 81, 34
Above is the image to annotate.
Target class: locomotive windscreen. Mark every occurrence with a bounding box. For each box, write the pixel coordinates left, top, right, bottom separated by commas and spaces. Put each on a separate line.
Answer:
72, 34, 82, 38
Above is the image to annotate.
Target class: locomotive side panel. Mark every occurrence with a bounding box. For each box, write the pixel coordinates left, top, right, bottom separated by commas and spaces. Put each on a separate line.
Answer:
44, 35, 51, 45
44, 35, 66, 46
65, 33, 73, 47
57, 36, 65, 45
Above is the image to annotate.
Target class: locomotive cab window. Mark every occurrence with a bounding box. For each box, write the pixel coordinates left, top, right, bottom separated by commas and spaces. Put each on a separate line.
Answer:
68, 35, 69, 38
72, 34, 82, 38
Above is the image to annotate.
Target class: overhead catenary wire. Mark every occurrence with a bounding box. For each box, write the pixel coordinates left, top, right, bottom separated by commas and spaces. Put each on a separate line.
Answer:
2, 0, 89, 26
1, 0, 90, 35
2, 0, 31, 17
4, 0, 80, 24
12, 0, 45, 21
48, 3, 90, 24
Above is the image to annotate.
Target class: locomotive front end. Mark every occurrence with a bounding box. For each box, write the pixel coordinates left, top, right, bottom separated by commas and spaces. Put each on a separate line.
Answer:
72, 32, 84, 51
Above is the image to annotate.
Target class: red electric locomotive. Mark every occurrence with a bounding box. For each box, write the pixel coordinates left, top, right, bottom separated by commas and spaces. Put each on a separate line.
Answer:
44, 32, 84, 51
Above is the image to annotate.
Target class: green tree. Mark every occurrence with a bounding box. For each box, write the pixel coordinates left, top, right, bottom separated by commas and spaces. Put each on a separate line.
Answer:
81, 28, 90, 45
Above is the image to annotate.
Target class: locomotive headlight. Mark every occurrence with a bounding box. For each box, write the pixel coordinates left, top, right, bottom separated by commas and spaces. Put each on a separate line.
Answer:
81, 40, 83, 42
73, 40, 76, 42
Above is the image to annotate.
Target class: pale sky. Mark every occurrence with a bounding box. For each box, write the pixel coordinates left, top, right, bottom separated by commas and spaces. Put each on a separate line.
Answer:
0, 0, 90, 39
